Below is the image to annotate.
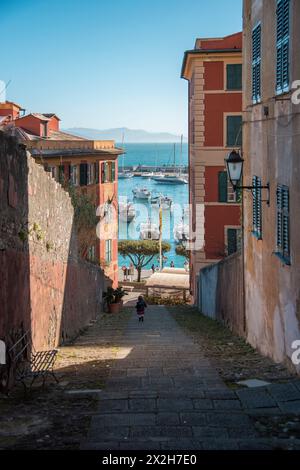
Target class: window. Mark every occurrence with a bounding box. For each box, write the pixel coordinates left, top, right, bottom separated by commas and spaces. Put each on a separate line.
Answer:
87, 163, 93, 185
87, 246, 96, 262
80, 163, 88, 186
42, 122, 48, 137
105, 239, 112, 263
218, 171, 242, 203
227, 228, 242, 255
276, 0, 290, 94
227, 64, 242, 90
252, 176, 262, 239
218, 171, 228, 202
101, 162, 116, 183
226, 115, 242, 147
94, 162, 99, 183
70, 165, 78, 186
58, 165, 65, 184
49, 166, 58, 181
276, 185, 290, 264
252, 24, 262, 103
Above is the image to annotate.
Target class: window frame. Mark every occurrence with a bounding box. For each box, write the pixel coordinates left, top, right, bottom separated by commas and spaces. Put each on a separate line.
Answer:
252, 175, 262, 239
275, 184, 290, 265
252, 22, 262, 104
226, 114, 243, 147
226, 63, 242, 91
276, 0, 291, 95
105, 239, 112, 264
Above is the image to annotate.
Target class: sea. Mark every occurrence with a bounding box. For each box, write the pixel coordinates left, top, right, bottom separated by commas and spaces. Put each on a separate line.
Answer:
117, 143, 189, 269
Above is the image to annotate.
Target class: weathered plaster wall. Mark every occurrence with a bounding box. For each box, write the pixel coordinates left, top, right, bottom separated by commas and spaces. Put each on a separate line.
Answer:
243, 0, 300, 374
0, 131, 104, 353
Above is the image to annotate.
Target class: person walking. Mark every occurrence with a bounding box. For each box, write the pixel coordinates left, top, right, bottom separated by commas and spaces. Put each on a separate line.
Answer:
136, 295, 147, 323
170, 261, 175, 268
151, 264, 155, 274
129, 262, 134, 282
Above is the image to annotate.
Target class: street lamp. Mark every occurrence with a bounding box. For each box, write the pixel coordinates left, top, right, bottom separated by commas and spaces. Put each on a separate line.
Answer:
225, 150, 270, 205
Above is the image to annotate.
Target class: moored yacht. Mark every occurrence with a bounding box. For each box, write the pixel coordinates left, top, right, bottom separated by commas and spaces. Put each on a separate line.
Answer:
119, 201, 136, 222
173, 222, 190, 243
132, 187, 151, 199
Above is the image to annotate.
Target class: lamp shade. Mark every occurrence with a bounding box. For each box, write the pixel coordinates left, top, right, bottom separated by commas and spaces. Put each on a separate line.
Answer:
225, 150, 243, 189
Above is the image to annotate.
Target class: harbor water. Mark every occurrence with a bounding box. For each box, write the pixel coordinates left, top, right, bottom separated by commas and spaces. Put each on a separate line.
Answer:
118, 143, 189, 269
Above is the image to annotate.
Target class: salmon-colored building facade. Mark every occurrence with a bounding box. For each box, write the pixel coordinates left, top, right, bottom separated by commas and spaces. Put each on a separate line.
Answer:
181, 33, 243, 299
0, 101, 123, 287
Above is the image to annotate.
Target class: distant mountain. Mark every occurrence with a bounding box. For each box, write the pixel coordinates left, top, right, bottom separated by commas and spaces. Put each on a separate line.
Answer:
64, 127, 187, 143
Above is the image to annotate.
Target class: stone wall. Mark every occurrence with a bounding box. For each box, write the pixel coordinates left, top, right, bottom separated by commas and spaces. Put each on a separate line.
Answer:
0, 131, 104, 354
198, 252, 245, 337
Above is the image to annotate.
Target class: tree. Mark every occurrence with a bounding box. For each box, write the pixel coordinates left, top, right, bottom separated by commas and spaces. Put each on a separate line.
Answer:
175, 244, 190, 261
118, 240, 171, 282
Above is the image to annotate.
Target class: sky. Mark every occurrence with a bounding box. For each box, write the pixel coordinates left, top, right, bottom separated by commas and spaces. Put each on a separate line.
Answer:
0, 0, 242, 135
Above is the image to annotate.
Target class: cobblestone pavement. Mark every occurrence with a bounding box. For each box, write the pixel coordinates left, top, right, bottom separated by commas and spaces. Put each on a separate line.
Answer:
81, 306, 300, 450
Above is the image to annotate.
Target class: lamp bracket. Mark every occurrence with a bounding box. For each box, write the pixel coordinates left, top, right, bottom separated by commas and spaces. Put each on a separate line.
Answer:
235, 183, 270, 206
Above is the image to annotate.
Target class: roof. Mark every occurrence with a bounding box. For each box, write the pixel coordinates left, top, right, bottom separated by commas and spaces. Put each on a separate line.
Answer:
181, 31, 242, 79
29, 147, 124, 158
146, 271, 189, 290
0, 101, 24, 110
42, 113, 61, 120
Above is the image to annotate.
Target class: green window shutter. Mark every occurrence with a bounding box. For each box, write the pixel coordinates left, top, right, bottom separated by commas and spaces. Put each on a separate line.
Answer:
59, 165, 65, 184
276, 0, 290, 94
94, 162, 99, 183
276, 186, 283, 249
226, 116, 242, 147
101, 162, 107, 183
252, 24, 261, 103
80, 163, 87, 186
218, 171, 228, 202
227, 229, 238, 255
252, 176, 262, 238
227, 64, 242, 90
277, 185, 290, 262
111, 162, 116, 182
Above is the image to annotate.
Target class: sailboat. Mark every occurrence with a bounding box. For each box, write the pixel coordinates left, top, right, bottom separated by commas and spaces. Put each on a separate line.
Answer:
118, 133, 134, 179
153, 137, 187, 184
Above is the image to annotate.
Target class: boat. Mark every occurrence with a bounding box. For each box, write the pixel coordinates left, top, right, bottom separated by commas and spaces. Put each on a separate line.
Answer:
173, 222, 190, 243
119, 201, 136, 222
150, 194, 173, 210
153, 138, 188, 184
118, 145, 134, 179
119, 171, 134, 179
132, 187, 151, 199
153, 175, 188, 184
140, 220, 160, 240
140, 171, 154, 178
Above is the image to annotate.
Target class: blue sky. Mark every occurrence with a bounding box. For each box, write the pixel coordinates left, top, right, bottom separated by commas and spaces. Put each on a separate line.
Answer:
0, 0, 242, 135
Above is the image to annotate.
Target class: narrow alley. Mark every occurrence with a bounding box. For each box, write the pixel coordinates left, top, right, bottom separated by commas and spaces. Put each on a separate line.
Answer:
1, 305, 300, 450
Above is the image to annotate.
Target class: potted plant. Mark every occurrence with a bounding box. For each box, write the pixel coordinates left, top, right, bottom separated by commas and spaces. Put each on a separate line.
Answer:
114, 287, 128, 307
103, 287, 127, 313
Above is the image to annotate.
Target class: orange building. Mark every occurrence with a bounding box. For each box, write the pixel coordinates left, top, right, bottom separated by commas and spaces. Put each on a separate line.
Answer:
0, 101, 123, 287
181, 33, 243, 299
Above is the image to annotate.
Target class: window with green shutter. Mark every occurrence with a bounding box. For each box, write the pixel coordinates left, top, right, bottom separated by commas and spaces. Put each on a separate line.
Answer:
227, 228, 242, 256
218, 171, 228, 202
101, 162, 107, 183
111, 161, 116, 182
227, 64, 242, 91
80, 163, 88, 186
276, 185, 290, 264
94, 162, 99, 184
276, 0, 290, 94
252, 23, 262, 103
105, 239, 112, 263
226, 115, 242, 147
58, 165, 65, 184
252, 175, 262, 239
